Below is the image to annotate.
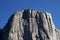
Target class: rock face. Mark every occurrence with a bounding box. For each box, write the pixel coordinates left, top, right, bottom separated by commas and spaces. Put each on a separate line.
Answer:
0, 9, 60, 40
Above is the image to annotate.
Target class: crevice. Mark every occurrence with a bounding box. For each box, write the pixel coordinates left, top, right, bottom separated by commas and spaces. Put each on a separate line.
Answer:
35, 12, 49, 40
22, 10, 32, 40
35, 13, 43, 40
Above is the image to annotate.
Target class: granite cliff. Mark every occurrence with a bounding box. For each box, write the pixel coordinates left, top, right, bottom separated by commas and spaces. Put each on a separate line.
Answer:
0, 9, 60, 40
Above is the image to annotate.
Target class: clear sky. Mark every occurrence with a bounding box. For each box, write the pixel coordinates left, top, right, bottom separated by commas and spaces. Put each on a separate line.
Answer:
0, 0, 60, 28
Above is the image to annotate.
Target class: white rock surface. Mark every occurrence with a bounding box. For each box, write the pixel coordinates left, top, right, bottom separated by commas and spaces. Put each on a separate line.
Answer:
0, 9, 60, 40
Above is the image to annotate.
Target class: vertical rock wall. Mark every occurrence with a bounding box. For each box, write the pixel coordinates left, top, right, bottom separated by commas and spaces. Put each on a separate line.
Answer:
0, 9, 60, 40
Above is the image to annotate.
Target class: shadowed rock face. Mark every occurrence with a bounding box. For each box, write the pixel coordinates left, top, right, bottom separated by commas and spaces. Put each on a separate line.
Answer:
0, 9, 60, 40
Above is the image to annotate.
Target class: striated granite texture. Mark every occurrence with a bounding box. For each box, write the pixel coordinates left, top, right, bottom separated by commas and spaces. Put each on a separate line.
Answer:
0, 9, 60, 40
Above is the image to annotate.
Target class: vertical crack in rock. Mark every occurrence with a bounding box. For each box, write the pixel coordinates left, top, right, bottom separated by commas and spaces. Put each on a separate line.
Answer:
35, 12, 43, 40
0, 9, 60, 40
22, 9, 32, 40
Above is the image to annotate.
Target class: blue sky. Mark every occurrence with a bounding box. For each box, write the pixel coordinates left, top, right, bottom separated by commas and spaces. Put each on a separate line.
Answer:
0, 0, 60, 28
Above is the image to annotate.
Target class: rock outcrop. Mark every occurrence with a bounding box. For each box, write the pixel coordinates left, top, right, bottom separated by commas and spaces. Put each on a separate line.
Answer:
0, 9, 60, 40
